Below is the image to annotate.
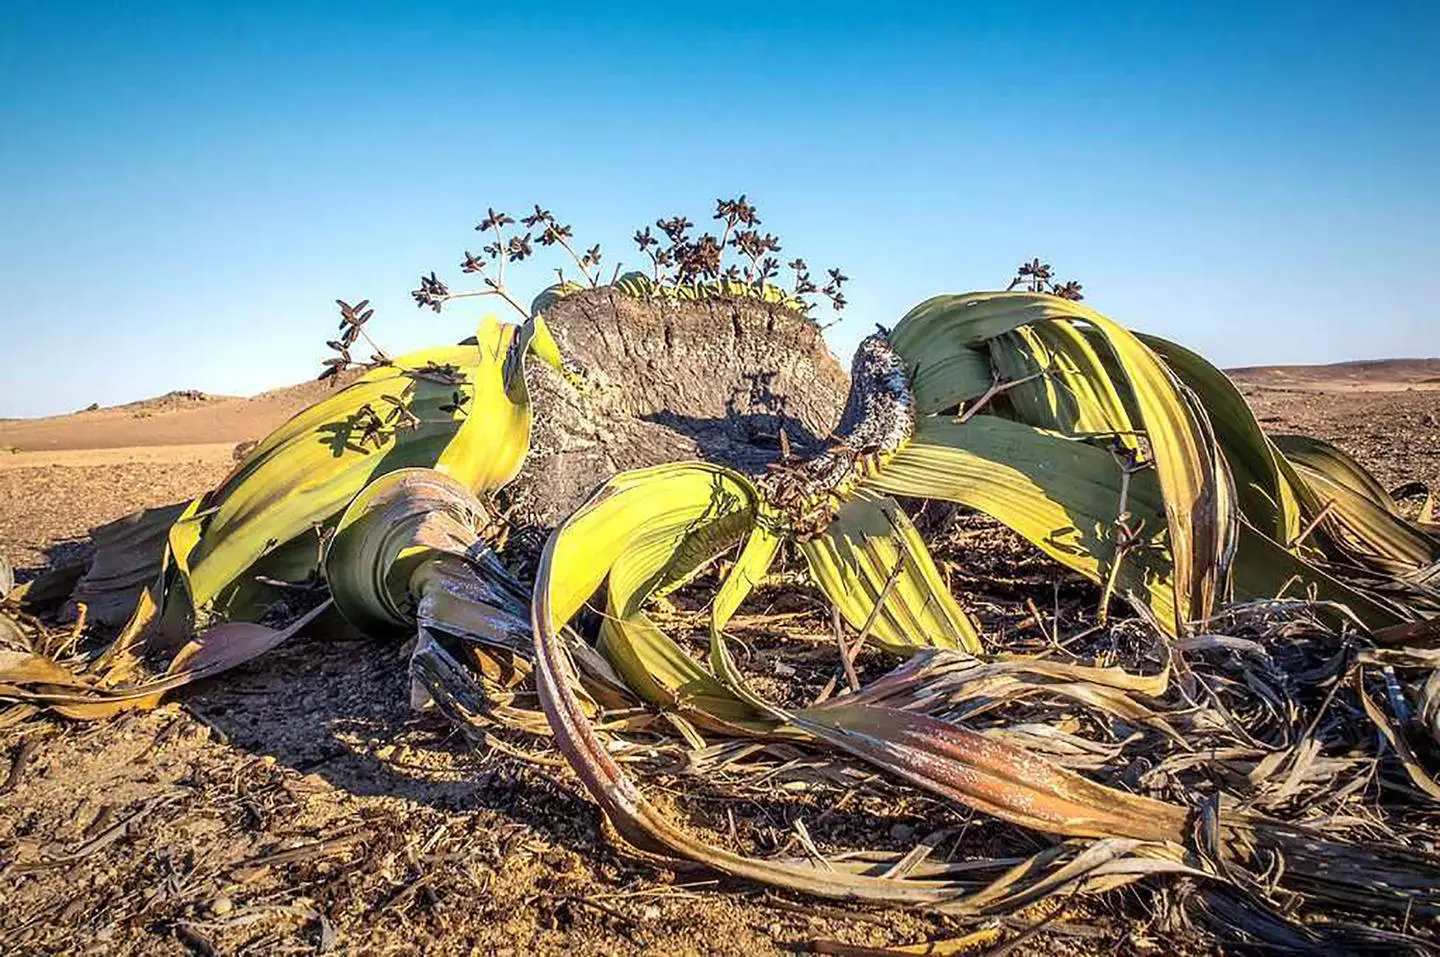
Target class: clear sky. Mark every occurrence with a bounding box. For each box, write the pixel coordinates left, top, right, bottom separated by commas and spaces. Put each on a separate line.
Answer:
1, 2, 1436, 418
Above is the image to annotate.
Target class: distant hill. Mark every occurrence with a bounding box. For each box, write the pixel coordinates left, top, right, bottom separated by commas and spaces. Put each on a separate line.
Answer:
0, 372, 361, 453
1227, 357, 1440, 393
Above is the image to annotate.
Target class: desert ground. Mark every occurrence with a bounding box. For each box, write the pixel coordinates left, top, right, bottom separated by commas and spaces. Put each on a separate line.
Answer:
1, 360, 1437, 955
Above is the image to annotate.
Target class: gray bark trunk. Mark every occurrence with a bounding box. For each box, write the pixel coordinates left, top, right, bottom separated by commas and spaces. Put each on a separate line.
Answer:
506, 289, 851, 529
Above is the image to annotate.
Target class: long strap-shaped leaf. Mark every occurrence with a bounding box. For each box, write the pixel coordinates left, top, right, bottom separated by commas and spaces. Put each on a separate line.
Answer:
324, 468, 504, 636
991, 322, 1141, 445
1229, 522, 1413, 629
1274, 433, 1398, 511
1274, 433, 1440, 581
175, 315, 566, 623
864, 415, 1182, 634
792, 701, 1188, 840
889, 292, 1232, 633
1138, 333, 1304, 545
558, 463, 983, 729
556, 462, 773, 733
799, 489, 981, 654
1288, 462, 1440, 581
181, 346, 482, 614
703, 548, 1190, 839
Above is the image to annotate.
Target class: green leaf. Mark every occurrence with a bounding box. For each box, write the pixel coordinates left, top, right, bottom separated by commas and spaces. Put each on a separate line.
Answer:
799, 489, 980, 654
864, 415, 1181, 634
542, 462, 769, 732
1139, 333, 1303, 545
888, 292, 1233, 632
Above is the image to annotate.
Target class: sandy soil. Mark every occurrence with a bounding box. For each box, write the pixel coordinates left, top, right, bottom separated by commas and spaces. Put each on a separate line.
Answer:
1236, 381, 1440, 489
0, 365, 1437, 955
0, 376, 357, 454
1230, 356, 1440, 393
0, 445, 238, 472
0, 448, 237, 572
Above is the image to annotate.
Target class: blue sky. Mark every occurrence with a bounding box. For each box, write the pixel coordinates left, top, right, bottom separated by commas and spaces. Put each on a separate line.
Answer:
1, 2, 1436, 418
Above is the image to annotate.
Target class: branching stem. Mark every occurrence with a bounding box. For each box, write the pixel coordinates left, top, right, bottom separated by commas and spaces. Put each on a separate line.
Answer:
356, 327, 391, 362
846, 558, 905, 676
552, 233, 597, 287
1290, 500, 1336, 550
440, 285, 531, 321
1098, 451, 1148, 625
956, 369, 1050, 424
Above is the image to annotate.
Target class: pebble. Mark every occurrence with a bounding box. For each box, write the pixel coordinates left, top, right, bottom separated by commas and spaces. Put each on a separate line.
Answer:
210, 896, 234, 916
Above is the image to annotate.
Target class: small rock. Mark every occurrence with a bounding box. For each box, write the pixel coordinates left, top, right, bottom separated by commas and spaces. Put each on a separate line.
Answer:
209, 896, 234, 916
316, 914, 338, 953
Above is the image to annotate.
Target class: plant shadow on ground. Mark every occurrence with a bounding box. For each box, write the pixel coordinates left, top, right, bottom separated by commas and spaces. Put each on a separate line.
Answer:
179, 612, 959, 852
164, 617, 1032, 951
178, 623, 593, 825
7, 540, 90, 587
